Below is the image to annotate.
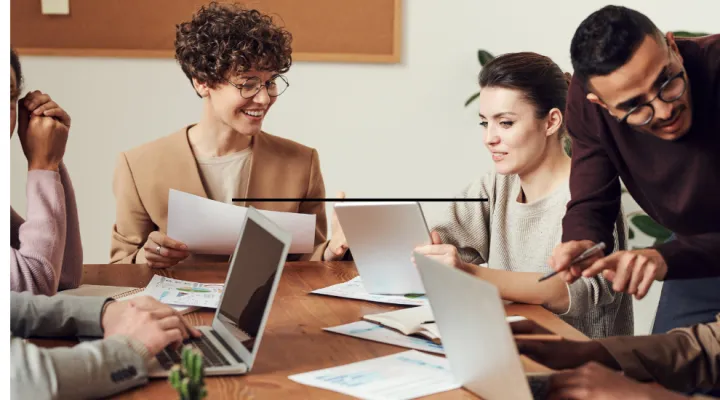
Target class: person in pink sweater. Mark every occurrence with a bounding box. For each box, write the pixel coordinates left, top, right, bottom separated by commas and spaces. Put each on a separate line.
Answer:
10, 49, 82, 294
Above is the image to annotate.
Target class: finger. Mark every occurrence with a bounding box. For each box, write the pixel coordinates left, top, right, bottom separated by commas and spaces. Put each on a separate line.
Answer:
41, 107, 71, 126
32, 100, 58, 116
602, 269, 616, 282
581, 254, 620, 278
150, 231, 189, 251
548, 386, 587, 400
163, 328, 184, 349
335, 245, 347, 256
515, 340, 545, 361
636, 265, 658, 300
144, 257, 179, 268
145, 241, 189, 260
336, 191, 346, 199
560, 270, 577, 283
551, 242, 592, 272
24, 92, 51, 112
414, 244, 451, 255
510, 320, 552, 335
431, 231, 443, 245
144, 251, 178, 263
627, 258, 646, 295
159, 315, 190, 339
611, 256, 635, 293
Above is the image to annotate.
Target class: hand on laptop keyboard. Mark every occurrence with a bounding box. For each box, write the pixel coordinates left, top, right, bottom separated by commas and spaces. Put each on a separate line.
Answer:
102, 296, 202, 355
156, 335, 231, 370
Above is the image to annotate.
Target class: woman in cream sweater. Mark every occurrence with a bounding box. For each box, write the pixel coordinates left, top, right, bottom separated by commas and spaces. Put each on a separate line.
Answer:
414, 52, 632, 339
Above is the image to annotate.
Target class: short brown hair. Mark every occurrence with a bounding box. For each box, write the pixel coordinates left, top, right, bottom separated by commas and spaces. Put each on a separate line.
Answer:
175, 2, 293, 92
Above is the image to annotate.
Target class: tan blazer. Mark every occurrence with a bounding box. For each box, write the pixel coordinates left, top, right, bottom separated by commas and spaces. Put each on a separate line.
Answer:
110, 127, 328, 264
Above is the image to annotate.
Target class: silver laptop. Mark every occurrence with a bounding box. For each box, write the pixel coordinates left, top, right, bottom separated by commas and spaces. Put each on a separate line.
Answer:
334, 202, 431, 294
414, 252, 546, 400
148, 207, 292, 377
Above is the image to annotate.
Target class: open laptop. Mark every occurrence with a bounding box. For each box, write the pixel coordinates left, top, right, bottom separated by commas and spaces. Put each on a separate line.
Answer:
414, 252, 550, 400
147, 207, 292, 377
333, 202, 431, 294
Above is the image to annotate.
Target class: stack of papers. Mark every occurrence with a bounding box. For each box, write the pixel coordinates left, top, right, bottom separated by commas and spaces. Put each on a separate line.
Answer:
311, 277, 429, 306
289, 350, 460, 399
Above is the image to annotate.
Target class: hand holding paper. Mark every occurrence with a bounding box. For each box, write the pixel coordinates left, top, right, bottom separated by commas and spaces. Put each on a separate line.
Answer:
167, 189, 316, 255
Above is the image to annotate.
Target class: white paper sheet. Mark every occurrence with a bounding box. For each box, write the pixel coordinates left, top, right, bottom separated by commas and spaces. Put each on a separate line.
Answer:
142, 275, 224, 308
311, 277, 429, 306
167, 189, 315, 254
289, 350, 460, 399
324, 321, 445, 354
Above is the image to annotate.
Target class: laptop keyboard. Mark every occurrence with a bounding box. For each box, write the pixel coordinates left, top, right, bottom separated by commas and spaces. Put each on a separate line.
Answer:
528, 374, 550, 400
156, 333, 231, 370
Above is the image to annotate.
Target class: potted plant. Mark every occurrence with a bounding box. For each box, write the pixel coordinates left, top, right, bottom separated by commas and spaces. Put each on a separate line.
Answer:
168, 346, 208, 400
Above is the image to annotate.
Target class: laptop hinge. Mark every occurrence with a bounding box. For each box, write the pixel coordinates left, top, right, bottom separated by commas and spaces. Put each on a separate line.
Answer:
210, 329, 243, 364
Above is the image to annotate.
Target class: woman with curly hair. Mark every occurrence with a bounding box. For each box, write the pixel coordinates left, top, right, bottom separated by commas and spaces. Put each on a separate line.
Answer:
110, 3, 333, 266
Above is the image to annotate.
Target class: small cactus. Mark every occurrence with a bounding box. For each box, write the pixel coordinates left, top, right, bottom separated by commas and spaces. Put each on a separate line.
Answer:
168, 346, 208, 400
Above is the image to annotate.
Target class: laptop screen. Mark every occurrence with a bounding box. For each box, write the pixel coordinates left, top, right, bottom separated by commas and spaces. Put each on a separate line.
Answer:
217, 217, 285, 353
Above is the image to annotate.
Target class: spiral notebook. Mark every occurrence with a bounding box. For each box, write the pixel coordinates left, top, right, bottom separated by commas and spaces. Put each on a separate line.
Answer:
60, 284, 198, 314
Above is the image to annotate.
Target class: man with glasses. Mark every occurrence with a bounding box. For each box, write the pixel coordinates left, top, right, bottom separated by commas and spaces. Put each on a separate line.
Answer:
110, 3, 333, 266
548, 5, 720, 345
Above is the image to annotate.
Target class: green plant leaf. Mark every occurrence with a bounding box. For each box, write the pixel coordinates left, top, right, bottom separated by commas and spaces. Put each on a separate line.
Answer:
477, 50, 494, 66
630, 214, 672, 241
628, 227, 635, 239
673, 31, 709, 37
563, 138, 572, 156
465, 92, 480, 107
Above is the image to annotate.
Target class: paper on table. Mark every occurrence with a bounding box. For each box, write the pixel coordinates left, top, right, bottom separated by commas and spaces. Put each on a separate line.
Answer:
289, 350, 460, 399
142, 275, 224, 308
167, 189, 315, 254
324, 321, 445, 354
311, 277, 429, 306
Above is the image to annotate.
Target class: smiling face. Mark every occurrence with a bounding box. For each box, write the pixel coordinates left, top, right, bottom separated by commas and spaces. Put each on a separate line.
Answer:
587, 34, 692, 140
194, 70, 279, 137
479, 87, 556, 176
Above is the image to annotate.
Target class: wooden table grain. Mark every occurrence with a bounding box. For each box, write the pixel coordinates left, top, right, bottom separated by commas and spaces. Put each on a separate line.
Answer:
61, 262, 587, 399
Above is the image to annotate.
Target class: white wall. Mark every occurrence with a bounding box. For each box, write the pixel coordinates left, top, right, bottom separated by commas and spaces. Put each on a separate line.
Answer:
10, 0, 719, 335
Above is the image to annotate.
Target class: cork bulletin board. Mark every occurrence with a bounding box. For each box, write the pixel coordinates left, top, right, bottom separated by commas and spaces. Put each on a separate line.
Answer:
11, 0, 402, 63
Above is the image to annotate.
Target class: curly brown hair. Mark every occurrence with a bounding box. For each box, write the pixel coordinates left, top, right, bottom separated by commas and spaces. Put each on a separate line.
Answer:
175, 2, 293, 94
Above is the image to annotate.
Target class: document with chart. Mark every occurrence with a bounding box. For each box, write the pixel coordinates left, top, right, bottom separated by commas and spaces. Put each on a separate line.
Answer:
143, 275, 224, 308
289, 350, 460, 399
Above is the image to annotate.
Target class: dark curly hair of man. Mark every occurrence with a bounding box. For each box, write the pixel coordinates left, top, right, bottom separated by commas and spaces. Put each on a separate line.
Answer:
175, 2, 293, 94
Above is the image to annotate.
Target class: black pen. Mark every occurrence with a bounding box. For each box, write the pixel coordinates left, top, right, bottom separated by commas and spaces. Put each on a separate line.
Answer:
538, 242, 607, 282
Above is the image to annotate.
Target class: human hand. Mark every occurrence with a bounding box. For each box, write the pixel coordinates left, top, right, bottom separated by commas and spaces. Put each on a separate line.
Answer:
324, 191, 349, 261
513, 320, 618, 371
548, 240, 604, 284
102, 296, 202, 355
547, 362, 688, 400
143, 231, 190, 268
413, 231, 474, 273
17, 91, 71, 171
580, 249, 667, 300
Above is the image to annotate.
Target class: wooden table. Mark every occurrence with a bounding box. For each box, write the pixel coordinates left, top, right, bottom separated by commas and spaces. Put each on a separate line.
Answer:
68, 262, 587, 399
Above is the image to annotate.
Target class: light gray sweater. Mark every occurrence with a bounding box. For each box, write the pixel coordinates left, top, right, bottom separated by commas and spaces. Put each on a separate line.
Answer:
432, 172, 633, 338
10, 292, 150, 399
